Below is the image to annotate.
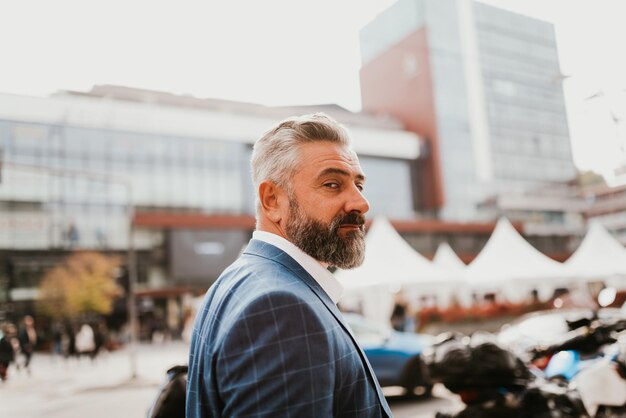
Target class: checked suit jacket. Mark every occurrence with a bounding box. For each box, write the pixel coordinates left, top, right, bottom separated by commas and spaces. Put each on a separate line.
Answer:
186, 239, 392, 418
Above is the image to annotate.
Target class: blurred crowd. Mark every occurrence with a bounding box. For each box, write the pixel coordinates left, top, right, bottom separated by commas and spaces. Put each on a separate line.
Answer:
0, 315, 110, 382
0, 315, 37, 380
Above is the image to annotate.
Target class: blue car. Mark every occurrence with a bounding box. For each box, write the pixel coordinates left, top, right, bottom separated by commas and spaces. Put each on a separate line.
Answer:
344, 313, 435, 396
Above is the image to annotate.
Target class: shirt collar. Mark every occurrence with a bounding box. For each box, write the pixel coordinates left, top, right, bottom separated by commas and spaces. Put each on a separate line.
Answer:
252, 230, 344, 304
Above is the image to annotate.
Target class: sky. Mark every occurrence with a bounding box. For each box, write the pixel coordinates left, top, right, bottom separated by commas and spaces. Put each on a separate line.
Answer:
1, 0, 625, 182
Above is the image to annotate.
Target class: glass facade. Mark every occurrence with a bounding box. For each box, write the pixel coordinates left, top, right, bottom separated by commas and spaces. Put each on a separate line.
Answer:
359, 156, 415, 220
474, 3, 577, 194
430, 0, 577, 218
426, 0, 487, 220
0, 117, 416, 250
0, 119, 251, 250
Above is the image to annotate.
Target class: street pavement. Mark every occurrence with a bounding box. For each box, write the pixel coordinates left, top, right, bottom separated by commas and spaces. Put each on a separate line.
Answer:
1, 341, 188, 418
0, 341, 463, 418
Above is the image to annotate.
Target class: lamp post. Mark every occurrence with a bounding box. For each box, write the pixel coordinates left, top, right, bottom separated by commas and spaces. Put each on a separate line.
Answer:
125, 183, 139, 379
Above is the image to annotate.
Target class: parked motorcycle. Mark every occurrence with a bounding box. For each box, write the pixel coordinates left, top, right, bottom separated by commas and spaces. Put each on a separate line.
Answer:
530, 287, 626, 382
530, 318, 626, 417
530, 320, 619, 381
424, 331, 586, 418
426, 290, 626, 418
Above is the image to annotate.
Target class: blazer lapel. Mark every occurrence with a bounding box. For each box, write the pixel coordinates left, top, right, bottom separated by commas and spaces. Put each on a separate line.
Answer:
243, 239, 391, 415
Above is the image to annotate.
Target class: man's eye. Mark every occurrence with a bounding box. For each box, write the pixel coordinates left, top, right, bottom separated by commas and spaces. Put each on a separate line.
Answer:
356, 184, 364, 192
324, 182, 340, 189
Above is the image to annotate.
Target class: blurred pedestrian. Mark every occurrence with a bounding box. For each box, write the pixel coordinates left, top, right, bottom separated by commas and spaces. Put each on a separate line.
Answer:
391, 293, 409, 331
51, 320, 64, 358
18, 315, 37, 373
181, 308, 194, 345
0, 323, 18, 381
62, 322, 77, 359
187, 114, 391, 417
75, 323, 96, 359
93, 319, 109, 359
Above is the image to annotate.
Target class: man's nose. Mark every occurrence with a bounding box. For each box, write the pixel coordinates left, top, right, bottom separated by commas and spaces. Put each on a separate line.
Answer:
346, 185, 370, 214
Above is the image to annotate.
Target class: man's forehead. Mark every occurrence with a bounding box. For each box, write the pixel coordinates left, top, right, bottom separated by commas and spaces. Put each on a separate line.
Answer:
300, 142, 365, 177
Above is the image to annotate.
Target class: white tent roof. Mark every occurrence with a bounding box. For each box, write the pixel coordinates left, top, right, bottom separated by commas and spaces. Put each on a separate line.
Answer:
335, 216, 455, 290
565, 220, 626, 279
464, 217, 570, 293
336, 216, 461, 325
433, 242, 467, 273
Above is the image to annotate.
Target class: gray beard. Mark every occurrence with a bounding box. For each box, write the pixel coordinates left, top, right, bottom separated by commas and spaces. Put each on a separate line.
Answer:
284, 197, 366, 269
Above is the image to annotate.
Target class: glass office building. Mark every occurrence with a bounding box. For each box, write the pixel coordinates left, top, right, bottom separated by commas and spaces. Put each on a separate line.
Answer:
360, 0, 578, 222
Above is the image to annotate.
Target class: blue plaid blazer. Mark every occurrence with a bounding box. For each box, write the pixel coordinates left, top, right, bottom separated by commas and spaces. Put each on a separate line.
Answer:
187, 239, 392, 418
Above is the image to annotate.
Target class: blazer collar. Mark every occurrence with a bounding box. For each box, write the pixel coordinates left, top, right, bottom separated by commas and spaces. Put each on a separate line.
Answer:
243, 239, 336, 306
251, 231, 343, 303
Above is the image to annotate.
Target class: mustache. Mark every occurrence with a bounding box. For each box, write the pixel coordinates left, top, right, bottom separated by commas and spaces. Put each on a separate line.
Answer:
334, 212, 366, 229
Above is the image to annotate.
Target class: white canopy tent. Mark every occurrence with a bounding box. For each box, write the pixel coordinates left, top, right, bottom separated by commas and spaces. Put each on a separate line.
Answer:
464, 217, 572, 302
336, 216, 461, 324
433, 242, 467, 273
433, 242, 471, 306
565, 220, 626, 288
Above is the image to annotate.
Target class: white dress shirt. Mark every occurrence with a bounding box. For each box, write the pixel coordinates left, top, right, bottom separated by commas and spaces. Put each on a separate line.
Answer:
252, 230, 344, 304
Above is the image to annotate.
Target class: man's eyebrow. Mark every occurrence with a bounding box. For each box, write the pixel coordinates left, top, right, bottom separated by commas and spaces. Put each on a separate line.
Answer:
317, 167, 366, 181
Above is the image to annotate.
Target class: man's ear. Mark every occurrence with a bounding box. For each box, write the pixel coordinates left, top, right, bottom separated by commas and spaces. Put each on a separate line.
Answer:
258, 180, 286, 223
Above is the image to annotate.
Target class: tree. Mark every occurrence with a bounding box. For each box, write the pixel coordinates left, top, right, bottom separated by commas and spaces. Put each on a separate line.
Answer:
577, 170, 607, 188
37, 252, 123, 320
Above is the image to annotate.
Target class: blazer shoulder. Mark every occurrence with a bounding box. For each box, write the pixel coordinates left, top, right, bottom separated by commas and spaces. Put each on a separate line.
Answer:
207, 254, 318, 321
222, 252, 307, 292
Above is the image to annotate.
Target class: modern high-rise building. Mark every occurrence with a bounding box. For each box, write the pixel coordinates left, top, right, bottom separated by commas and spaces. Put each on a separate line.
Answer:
360, 0, 578, 222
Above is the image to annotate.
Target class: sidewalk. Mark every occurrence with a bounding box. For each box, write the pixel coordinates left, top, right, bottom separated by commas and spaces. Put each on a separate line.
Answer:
0, 341, 189, 418
0, 340, 457, 417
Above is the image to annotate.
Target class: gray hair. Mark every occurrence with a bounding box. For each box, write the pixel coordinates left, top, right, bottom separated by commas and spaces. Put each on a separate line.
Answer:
251, 113, 352, 214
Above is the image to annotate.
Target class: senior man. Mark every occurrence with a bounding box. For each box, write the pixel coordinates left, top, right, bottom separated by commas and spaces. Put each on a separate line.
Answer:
187, 113, 392, 417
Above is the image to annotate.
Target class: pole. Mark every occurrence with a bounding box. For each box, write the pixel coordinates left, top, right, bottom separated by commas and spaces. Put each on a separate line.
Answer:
126, 185, 139, 380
